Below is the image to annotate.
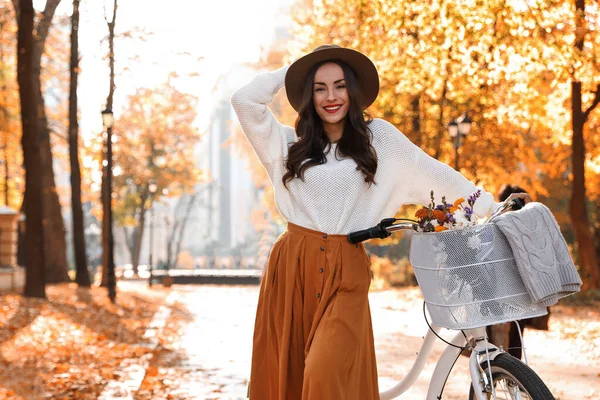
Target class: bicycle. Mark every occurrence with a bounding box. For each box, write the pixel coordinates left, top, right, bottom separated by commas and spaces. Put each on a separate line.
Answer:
347, 198, 555, 400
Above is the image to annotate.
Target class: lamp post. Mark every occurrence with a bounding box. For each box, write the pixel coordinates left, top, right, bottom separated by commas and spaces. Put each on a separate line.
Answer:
447, 114, 472, 171
101, 108, 116, 302
148, 179, 157, 287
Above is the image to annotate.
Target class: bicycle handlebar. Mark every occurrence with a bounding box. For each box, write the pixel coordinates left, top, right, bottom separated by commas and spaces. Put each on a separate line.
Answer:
347, 198, 526, 244
347, 217, 396, 244
348, 219, 417, 244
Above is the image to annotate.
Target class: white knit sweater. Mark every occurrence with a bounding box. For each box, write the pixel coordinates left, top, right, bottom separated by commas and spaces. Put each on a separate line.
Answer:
231, 65, 501, 234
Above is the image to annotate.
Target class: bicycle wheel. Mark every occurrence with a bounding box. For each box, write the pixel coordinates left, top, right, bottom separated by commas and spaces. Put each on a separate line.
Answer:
468, 353, 554, 399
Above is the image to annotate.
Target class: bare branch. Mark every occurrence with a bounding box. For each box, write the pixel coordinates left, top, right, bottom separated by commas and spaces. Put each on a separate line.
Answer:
104, 0, 117, 25
173, 193, 199, 265
583, 84, 600, 123
33, 0, 61, 69
105, 0, 117, 109
50, 129, 68, 142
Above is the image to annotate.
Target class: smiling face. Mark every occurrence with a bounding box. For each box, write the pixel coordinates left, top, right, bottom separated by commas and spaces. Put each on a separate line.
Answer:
313, 62, 350, 137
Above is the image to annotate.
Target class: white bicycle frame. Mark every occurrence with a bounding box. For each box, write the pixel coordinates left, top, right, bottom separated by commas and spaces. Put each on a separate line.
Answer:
378, 323, 507, 400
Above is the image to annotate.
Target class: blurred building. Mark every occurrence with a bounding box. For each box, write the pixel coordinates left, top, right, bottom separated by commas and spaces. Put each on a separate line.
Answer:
190, 68, 263, 259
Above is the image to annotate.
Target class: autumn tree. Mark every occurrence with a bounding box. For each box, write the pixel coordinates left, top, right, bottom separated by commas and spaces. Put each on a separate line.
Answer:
568, 0, 600, 288
112, 80, 204, 274
99, 0, 117, 300
17, 0, 45, 297
11, 0, 69, 284
285, 0, 600, 287
163, 191, 201, 270
0, 2, 23, 209
68, 0, 89, 287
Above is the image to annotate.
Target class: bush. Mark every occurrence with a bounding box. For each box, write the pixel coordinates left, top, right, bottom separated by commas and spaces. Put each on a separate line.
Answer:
369, 254, 417, 290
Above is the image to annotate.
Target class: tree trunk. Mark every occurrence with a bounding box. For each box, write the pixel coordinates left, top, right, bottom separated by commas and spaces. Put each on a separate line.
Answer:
595, 202, 600, 265
570, 81, 600, 289
569, 0, 600, 290
173, 193, 198, 267
18, 0, 45, 298
165, 215, 175, 269
100, 0, 117, 298
433, 78, 448, 160
31, 0, 69, 283
131, 194, 148, 274
410, 94, 422, 147
69, 0, 89, 287
165, 196, 185, 269
100, 164, 109, 287
123, 225, 134, 263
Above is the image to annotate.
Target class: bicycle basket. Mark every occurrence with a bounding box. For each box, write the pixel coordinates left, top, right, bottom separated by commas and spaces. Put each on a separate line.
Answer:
409, 224, 547, 330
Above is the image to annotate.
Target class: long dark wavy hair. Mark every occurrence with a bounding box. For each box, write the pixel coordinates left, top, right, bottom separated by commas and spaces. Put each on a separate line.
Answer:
282, 60, 378, 188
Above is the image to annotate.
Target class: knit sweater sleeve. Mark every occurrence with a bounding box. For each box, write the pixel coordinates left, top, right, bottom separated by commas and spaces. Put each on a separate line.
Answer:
375, 119, 501, 217
230, 66, 291, 179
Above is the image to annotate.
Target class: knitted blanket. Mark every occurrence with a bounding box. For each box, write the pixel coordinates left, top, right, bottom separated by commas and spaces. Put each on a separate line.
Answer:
494, 202, 582, 307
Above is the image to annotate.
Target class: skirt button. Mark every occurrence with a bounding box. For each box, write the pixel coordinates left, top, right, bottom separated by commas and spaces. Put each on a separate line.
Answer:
320, 246, 325, 251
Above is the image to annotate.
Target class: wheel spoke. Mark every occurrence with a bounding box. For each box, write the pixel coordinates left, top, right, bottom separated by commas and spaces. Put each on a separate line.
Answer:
494, 375, 530, 400
468, 354, 553, 400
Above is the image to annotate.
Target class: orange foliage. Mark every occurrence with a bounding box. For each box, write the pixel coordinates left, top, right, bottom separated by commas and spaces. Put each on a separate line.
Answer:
111, 80, 205, 226
0, 3, 23, 209
226, 42, 299, 228
0, 283, 170, 399
286, 0, 600, 226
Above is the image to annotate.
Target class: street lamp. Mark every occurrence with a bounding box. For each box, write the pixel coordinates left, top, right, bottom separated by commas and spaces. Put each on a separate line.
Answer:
148, 179, 157, 287
447, 114, 472, 171
101, 107, 116, 302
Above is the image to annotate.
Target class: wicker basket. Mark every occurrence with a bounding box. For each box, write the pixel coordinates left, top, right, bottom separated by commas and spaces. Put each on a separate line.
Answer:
409, 224, 547, 330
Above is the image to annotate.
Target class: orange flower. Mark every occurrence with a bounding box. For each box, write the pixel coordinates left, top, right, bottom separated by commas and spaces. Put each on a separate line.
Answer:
449, 205, 459, 213
434, 225, 449, 232
415, 208, 430, 219
432, 210, 446, 222
453, 197, 465, 206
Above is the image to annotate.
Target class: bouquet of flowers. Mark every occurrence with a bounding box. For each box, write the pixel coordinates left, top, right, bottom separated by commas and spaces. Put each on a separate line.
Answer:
415, 189, 482, 232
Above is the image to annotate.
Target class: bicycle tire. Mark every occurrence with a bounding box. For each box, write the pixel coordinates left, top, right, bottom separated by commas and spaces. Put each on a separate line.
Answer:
468, 353, 555, 399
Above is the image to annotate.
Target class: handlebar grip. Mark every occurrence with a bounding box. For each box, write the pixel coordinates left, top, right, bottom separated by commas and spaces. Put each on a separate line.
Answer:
509, 197, 525, 210
348, 228, 376, 244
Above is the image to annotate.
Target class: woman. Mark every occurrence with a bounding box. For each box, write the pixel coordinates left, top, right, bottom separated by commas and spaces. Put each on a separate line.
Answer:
231, 44, 529, 400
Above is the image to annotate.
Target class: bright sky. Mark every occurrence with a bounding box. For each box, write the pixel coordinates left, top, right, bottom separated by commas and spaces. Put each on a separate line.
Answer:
41, 0, 294, 140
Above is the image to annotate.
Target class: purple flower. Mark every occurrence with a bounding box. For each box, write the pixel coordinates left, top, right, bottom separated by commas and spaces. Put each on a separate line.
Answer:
468, 190, 481, 206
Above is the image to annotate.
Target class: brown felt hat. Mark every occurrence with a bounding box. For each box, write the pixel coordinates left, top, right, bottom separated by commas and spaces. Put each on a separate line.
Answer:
285, 44, 379, 112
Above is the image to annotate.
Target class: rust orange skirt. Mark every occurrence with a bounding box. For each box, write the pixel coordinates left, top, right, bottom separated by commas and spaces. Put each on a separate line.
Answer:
249, 222, 379, 400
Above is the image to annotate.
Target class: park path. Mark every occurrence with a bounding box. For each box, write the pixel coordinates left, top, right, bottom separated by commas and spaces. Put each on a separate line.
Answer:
161, 285, 599, 399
